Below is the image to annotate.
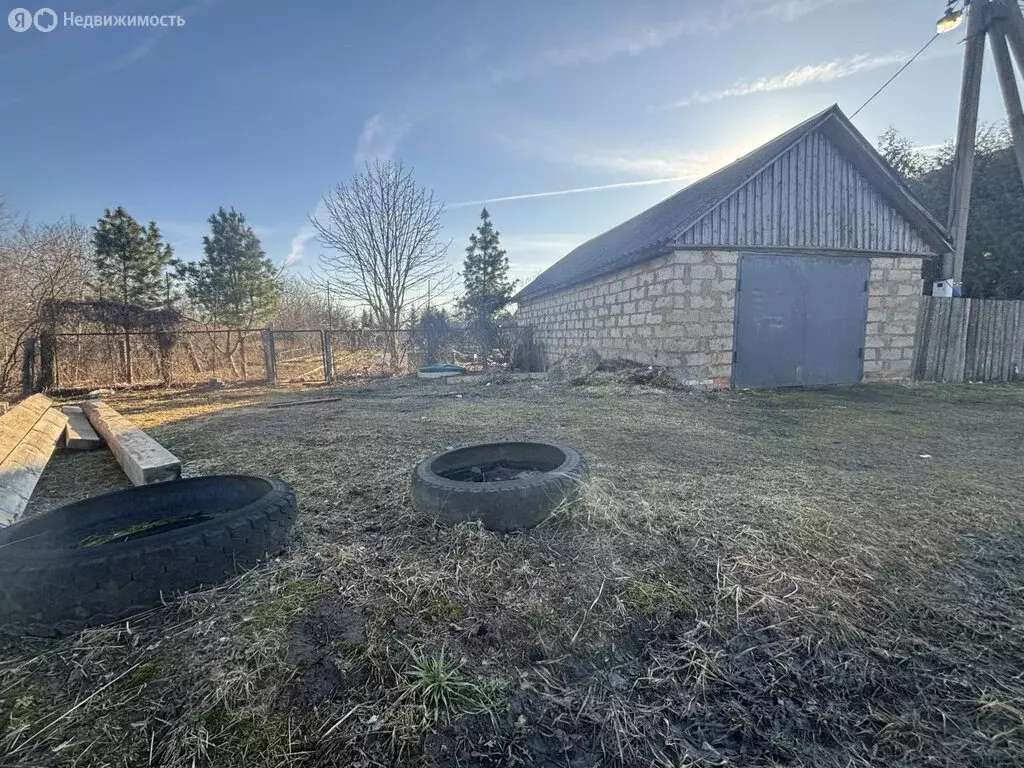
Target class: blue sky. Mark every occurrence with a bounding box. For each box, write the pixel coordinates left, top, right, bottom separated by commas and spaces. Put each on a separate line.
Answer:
0, 0, 1012, 295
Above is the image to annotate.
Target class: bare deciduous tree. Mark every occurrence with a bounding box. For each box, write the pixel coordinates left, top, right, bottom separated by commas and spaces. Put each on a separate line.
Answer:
275, 276, 356, 330
311, 160, 453, 368
0, 218, 92, 393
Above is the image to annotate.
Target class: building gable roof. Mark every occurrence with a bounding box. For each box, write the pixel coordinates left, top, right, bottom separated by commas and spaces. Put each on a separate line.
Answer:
515, 105, 951, 302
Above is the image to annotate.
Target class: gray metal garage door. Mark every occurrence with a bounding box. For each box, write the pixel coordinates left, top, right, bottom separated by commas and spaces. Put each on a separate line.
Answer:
733, 253, 869, 388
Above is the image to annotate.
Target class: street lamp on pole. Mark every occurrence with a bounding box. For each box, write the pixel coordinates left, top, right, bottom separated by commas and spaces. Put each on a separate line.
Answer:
937, 1, 966, 33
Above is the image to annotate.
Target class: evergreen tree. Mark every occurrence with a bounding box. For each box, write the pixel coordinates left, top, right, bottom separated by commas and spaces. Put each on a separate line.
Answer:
92, 206, 174, 309
878, 125, 1024, 298
176, 207, 282, 379
91, 207, 174, 382
178, 207, 281, 327
459, 208, 516, 359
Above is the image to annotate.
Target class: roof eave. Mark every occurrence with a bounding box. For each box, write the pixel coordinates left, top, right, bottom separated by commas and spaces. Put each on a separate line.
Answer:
515, 241, 675, 303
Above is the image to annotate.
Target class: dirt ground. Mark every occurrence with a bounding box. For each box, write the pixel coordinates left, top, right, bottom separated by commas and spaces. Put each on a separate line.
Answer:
3, 374, 1024, 767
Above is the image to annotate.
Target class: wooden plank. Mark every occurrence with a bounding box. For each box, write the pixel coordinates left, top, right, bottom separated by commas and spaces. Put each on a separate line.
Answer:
985, 301, 998, 381
947, 299, 961, 382
62, 405, 102, 450
993, 302, 1007, 380
1004, 301, 1017, 380
0, 405, 67, 526
953, 299, 970, 383
0, 393, 53, 465
965, 297, 981, 381
786, 147, 797, 246
925, 298, 948, 380
912, 297, 931, 379
80, 400, 181, 486
1003, 301, 1016, 380
1013, 302, 1024, 380
983, 301, 995, 380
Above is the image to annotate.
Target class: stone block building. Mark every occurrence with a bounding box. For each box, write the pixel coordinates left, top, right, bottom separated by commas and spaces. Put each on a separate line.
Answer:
515, 106, 951, 388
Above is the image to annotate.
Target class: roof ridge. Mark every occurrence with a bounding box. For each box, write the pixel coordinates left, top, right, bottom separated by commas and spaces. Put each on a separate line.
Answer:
515, 105, 949, 303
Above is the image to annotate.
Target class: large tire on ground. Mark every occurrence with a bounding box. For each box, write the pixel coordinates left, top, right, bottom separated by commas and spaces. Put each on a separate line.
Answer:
411, 442, 588, 531
0, 475, 296, 637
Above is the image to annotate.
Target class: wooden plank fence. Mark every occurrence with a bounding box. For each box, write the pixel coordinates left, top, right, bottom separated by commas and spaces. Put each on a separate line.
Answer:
914, 297, 1024, 382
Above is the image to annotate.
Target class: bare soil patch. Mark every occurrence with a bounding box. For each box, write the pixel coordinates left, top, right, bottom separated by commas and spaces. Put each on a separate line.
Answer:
2, 377, 1024, 767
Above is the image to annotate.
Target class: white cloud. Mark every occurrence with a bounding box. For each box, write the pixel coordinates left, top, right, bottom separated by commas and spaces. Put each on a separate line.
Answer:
353, 114, 414, 166
569, 146, 745, 181
498, 123, 747, 185
488, 0, 860, 83
284, 227, 314, 269
284, 202, 326, 269
658, 51, 908, 110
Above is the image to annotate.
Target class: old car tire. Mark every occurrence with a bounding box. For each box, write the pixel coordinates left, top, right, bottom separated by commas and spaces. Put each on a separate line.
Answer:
0, 475, 297, 637
411, 442, 588, 531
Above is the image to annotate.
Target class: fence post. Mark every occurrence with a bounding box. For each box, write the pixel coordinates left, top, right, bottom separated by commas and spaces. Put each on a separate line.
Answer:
240, 332, 248, 381
261, 329, 277, 384
21, 337, 37, 395
36, 328, 56, 392
322, 330, 334, 384
156, 331, 173, 385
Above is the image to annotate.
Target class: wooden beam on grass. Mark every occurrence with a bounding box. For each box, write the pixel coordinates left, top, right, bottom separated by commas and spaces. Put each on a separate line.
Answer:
80, 400, 181, 486
0, 395, 67, 526
61, 405, 103, 450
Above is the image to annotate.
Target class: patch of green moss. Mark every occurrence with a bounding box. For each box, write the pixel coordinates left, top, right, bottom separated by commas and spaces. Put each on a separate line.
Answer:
128, 661, 159, 687
246, 579, 322, 633
201, 702, 292, 758
425, 594, 465, 622
2, 687, 48, 732
624, 579, 692, 618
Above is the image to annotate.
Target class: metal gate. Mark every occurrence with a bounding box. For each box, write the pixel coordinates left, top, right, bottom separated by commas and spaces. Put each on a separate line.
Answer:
733, 253, 870, 388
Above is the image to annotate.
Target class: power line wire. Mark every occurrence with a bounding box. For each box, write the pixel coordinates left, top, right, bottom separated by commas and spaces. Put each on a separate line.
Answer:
851, 32, 941, 118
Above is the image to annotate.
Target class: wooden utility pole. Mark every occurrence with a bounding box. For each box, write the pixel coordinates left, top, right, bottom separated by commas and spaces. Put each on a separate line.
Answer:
945, 0, 989, 282
997, 0, 1024, 71
989, 18, 1024, 181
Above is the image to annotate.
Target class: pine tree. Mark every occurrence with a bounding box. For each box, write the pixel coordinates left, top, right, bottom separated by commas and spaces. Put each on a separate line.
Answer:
92, 207, 174, 309
177, 207, 282, 379
459, 208, 516, 359
91, 207, 174, 382
179, 207, 281, 328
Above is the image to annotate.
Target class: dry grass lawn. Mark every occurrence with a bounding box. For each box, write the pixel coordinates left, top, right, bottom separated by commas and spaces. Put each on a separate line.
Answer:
2, 374, 1024, 767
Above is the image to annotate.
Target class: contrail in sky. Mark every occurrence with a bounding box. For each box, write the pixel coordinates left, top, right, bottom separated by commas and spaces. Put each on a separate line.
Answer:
450, 176, 693, 208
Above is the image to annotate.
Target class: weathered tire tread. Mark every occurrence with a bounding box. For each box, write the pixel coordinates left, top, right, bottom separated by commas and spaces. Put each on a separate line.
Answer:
410, 442, 588, 531
0, 477, 297, 638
